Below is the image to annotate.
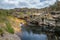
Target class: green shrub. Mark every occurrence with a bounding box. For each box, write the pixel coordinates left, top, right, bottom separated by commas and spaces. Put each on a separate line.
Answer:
0, 28, 3, 35
5, 21, 14, 34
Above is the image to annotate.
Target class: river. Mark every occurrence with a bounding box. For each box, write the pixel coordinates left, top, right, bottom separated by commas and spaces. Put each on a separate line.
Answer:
20, 31, 48, 40
19, 24, 48, 40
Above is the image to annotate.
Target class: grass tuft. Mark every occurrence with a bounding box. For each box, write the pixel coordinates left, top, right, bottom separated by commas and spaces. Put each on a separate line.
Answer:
5, 21, 14, 34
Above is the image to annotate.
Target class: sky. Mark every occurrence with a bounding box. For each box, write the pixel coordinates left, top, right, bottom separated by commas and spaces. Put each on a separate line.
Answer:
0, 0, 57, 9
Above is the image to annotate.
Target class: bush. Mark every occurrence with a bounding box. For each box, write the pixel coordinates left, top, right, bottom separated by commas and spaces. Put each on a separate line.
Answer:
0, 28, 3, 36
5, 21, 14, 34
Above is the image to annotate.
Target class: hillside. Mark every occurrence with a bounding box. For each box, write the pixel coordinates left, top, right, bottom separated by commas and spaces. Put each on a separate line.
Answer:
0, 10, 26, 40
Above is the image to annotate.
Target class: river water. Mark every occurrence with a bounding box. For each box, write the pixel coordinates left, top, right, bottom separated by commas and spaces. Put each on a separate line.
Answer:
20, 31, 48, 40
19, 23, 48, 40
20, 27, 48, 40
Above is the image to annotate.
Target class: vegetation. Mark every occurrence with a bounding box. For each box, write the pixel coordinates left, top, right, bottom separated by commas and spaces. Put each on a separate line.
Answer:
5, 21, 14, 34
49, 1, 60, 11
0, 28, 4, 36
0, 9, 14, 34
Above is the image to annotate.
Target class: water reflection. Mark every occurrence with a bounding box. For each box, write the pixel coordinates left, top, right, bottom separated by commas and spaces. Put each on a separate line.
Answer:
20, 31, 48, 40
20, 23, 48, 40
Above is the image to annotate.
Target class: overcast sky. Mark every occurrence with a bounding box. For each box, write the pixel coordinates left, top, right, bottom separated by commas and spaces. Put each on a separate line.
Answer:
0, 0, 57, 9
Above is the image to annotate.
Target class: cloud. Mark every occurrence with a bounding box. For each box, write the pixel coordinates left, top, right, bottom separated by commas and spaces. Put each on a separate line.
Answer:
40, 0, 46, 2
58, 0, 60, 1
0, 0, 56, 9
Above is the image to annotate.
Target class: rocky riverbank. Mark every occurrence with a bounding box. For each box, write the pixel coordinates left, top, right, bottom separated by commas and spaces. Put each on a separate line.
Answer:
0, 32, 21, 40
